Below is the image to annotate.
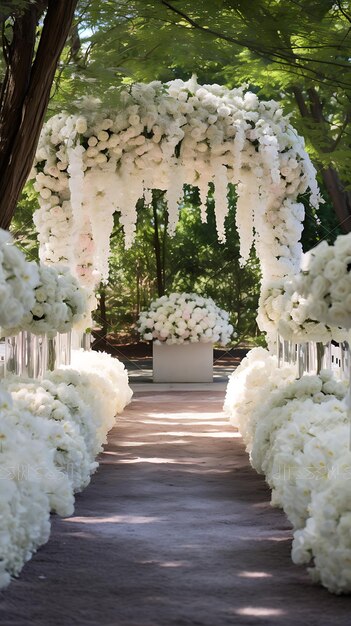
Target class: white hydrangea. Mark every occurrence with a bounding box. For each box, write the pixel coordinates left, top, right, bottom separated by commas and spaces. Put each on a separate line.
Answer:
258, 276, 349, 344
3, 264, 88, 337
295, 232, 351, 330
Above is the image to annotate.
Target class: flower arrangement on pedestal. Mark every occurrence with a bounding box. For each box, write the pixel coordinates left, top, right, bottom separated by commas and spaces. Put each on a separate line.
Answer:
137, 292, 234, 346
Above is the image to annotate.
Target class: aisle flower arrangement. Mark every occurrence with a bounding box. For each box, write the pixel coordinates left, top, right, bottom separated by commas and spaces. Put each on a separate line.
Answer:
224, 348, 351, 594
31, 77, 320, 333
0, 351, 132, 588
137, 292, 234, 346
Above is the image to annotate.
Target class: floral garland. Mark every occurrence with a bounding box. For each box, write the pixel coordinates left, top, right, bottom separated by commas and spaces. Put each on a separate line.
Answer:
224, 347, 296, 446
137, 292, 234, 345
31, 77, 320, 329
224, 348, 351, 594
0, 231, 132, 588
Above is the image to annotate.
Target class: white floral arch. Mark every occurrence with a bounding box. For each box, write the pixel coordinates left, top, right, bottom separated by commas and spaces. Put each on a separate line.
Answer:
31, 76, 320, 338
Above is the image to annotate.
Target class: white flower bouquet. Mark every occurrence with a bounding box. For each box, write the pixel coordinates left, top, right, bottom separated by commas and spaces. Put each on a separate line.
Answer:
0, 229, 39, 330
258, 277, 349, 344
137, 292, 234, 346
3, 264, 88, 337
296, 233, 351, 329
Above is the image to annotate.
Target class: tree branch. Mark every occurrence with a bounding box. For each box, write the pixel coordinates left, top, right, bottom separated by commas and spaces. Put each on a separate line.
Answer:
160, 0, 351, 72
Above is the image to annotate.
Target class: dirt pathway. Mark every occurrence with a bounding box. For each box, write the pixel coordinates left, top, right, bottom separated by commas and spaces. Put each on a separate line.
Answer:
0, 390, 350, 625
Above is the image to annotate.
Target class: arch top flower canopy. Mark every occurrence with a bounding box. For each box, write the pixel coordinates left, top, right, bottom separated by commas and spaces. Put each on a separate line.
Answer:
31, 76, 320, 333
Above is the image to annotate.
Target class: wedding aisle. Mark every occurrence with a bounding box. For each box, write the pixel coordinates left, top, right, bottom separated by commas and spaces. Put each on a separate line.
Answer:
0, 390, 350, 626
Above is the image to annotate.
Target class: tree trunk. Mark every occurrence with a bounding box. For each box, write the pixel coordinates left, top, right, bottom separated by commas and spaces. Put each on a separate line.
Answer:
293, 86, 351, 233
321, 167, 351, 233
136, 263, 141, 317
99, 284, 108, 338
162, 208, 168, 293
0, 0, 78, 229
152, 190, 165, 297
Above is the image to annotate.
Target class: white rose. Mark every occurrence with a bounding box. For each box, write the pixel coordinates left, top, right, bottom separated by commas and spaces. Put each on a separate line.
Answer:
88, 136, 98, 147
334, 232, 351, 257
40, 188, 52, 199
97, 130, 109, 142
330, 277, 351, 301
324, 259, 345, 282
75, 117, 87, 134
310, 275, 329, 299
328, 303, 349, 327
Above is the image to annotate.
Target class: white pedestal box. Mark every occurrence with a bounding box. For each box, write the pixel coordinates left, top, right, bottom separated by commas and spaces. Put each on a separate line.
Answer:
153, 342, 213, 383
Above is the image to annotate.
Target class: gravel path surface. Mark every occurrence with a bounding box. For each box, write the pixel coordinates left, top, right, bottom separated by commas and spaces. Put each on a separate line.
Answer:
1, 390, 350, 625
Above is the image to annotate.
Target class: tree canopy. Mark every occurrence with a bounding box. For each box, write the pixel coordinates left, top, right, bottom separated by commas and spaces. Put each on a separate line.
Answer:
61, 0, 351, 232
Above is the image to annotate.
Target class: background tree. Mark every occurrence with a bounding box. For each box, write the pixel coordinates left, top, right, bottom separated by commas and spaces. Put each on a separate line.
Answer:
0, 0, 78, 228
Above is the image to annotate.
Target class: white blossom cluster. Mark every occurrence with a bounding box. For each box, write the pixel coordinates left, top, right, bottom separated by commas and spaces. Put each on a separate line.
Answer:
295, 233, 351, 330
0, 350, 132, 589
0, 229, 39, 329
225, 347, 351, 594
31, 77, 320, 326
3, 264, 88, 338
0, 229, 88, 338
224, 347, 296, 446
137, 292, 234, 346
258, 277, 349, 345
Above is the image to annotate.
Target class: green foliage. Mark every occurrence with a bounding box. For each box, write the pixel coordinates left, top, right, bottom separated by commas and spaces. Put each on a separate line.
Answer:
95, 187, 264, 345
301, 189, 343, 251
10, 183, 40, 262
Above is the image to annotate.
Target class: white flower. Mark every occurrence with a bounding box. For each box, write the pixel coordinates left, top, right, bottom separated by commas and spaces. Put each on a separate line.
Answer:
225, 347, 351, 594
294, 233, 351, 330
324, 259, 345, 282
137, 292, 234, 345
75, 117, 88, 134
